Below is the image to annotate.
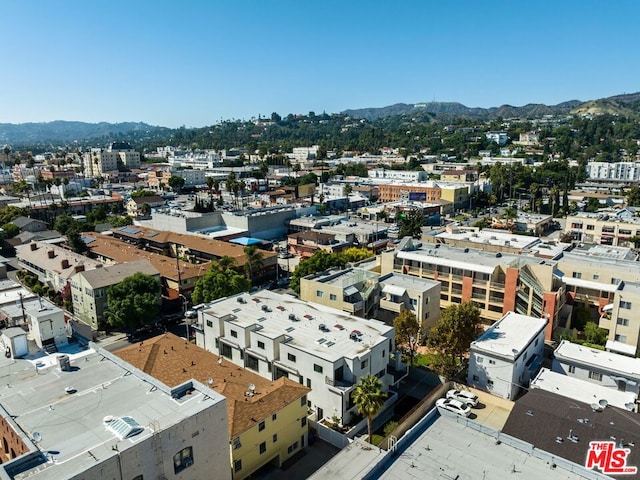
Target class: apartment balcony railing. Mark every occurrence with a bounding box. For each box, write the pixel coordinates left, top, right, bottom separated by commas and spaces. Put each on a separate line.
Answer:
380, 298, 405, 313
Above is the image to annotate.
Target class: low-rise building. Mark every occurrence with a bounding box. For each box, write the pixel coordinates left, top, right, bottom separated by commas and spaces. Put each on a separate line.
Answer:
25, 301, 68, 352
116, 333, 310, 480
468, 311, 547, 400
287, 230, 349, 258
552, 339, 640, 397
126, 195, 165, 218
194, 290, 403, 425
565, 211, 640, 247
0, 346, 230, 480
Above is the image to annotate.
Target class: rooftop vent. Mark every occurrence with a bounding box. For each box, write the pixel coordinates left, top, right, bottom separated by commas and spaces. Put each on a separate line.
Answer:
261, 304, 271, 312
237, 297, 246, 304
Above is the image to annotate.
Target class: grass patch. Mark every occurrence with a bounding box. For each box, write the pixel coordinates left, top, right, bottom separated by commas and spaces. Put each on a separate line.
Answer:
369, 434, 384, 446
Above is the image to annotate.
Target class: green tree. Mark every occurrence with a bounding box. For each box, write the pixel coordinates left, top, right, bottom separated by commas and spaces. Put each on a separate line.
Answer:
352, 374, 386, 444
139, 202, 152, 217
398, 209, 424, 239
393, 310, 420, 366
67, 230, 88, 254
584, 321, 608, 346
191, 261, 250, 304
1, 223, 19, 238
343, 184, 353, 196
106, 273, 161, 330
290, 250, 347, 293
243, 245, 264, 283
427, 302, 481, 377
167, 175, 185, 193
341, 247, 373, 263
626, 186, 640, 207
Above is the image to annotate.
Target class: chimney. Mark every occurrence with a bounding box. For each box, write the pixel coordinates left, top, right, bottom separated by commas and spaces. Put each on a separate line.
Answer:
30, 243, 38, 251
61, 259, 70, 269
74, 265, 85, 273
47, 250, 55, 259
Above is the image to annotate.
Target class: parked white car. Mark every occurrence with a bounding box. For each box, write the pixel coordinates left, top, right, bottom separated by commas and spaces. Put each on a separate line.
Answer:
436, 398, 471, 417
446, 389, 479, 407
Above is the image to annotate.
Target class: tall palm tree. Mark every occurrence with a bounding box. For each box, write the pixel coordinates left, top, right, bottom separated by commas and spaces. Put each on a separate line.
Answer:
243, 246, 264, 283
352, 374, 386, 444
217, 255, 236, 272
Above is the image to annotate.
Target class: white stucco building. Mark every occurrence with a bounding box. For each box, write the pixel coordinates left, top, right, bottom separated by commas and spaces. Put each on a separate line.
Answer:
467, 311, 547, 400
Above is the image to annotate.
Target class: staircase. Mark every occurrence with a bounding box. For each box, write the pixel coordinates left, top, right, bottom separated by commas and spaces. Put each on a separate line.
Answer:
42, 338, 58, 354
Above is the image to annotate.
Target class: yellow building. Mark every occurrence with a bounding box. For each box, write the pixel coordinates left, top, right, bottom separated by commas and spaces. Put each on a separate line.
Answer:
116, 333, 310, 480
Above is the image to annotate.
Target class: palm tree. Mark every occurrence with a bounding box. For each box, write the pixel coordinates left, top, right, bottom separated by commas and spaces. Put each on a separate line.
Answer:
243, 246, 264, 283
353, 374, 386, 444
217, 255, 236, 272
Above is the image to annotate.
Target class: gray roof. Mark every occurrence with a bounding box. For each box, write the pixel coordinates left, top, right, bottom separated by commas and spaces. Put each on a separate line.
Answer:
11, 216, 47, 229
77, 260, 159, 289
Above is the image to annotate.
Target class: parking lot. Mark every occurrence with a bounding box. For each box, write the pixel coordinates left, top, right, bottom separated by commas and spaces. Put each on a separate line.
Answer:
463, 386, 514, 430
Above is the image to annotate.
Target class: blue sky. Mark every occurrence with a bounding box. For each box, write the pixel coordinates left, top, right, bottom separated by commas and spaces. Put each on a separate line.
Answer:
2, 1, 639, 128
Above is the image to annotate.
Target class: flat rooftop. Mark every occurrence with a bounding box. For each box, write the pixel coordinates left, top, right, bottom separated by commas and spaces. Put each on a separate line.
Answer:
568, 242, 637, 261
554, 339, 640, 379
435, 227, 540, 251
531, 368, 636, 411
202, 290, 393, 362
379, 273, 440, 292
310, 413, 595, 480
0, 347, 223, 480
471, 312, 547, 359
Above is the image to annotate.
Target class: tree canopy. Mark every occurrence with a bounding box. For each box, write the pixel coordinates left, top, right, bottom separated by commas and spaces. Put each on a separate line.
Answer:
427, 302, 481, 378
352, 374, 386, 444
398, 209, 424, 239
191, 259, 250, 304
393, 310, 421, 366
168, 175, 185, 192
106, 273, 161, 330
290, 248, 373, 293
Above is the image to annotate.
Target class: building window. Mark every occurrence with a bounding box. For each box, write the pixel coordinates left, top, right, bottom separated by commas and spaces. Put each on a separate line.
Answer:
329, 293, 337, 301
487, 379, 494, 386
221, 343, 233, 359
472, 375, 479, 381
301, 417, 307, 427
287, 442, 299, 454
361, 359, 368, 369
273, 434, 278, 443
246, 355, 259, 371
617, 318, 630, 327
307, 378, 311, 388
612, 278, 622, 285
272, 413, 277, 421
572, 272, 582, 279
586, 225, 595, 231
488, 359, 495, 365
230, 330, 238, 338
568, 365, 575, 374
535, 338, 539, 346
288, 353, 296, 362
620, 301, 632, 309
259, 421, 265, 432
589, 371, 603, 382
206, 320, 213, 328
258, 340, 265, 349
173, 446, 194, 474
593, 274, 599, 281
615, 334, 627, 343
314, 364, 323, 373
316, 290, 323, 298
259, 442, 266, 454
301, 395, 307, 407
476, 356, 483, 364
232, 437, 241, 450
234, 460, 242, 473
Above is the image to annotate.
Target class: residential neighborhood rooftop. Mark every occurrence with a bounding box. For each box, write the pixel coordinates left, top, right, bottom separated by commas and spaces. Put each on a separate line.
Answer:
471, 312, 547, 358
554, 339, 640, 379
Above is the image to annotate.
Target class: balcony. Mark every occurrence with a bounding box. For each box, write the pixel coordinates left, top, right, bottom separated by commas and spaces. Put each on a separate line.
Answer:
325, 376, 355, 393
343, 300, 363, 313
380, 297, 405, 313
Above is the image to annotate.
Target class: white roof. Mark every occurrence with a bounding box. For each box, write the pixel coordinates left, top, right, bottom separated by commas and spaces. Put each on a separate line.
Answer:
561, 276, 620, 293
471, 312, 547, 359
397, 250, 496, 274
554, 340, 640, 379
531, 368, 636, 411
605, 340, 637, 356
382, 284, 406, 296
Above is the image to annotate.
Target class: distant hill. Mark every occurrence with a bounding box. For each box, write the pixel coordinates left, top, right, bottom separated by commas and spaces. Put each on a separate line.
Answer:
0, 120, 170, 146
343, 100, 583, 121
570, 92, 640, 117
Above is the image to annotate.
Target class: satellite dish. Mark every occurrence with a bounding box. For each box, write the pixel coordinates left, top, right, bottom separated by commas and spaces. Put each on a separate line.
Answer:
206, 377, 213, 385
103, 415, 114, 423
32, 431, 42, 442
249, 384, 256, 392
598, 399, 609, 408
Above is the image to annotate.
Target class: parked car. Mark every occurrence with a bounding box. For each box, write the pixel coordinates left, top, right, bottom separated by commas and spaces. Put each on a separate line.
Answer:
435, 398, 471, 417
446, 389, 479, 407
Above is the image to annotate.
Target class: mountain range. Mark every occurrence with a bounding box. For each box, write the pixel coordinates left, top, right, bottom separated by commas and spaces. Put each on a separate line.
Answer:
2, 92, 640, 145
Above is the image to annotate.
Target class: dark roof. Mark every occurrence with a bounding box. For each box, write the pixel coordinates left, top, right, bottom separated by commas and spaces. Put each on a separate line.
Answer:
131, 195, 164, 205
502, 388, 640, 472
11, 216, 47, 229
110, 141, 133, 150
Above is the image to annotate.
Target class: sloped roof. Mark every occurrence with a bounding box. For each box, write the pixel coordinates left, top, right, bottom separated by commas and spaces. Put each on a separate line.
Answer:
11, 216, 47, 229
115, 334, 309, 437
77, 260, 159, 289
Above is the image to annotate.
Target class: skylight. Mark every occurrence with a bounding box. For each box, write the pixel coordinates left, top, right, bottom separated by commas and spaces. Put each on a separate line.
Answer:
105, 416, 144, 440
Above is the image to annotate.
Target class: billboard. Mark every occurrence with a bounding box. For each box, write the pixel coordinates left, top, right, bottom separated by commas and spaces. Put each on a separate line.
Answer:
408, 191, 427, 202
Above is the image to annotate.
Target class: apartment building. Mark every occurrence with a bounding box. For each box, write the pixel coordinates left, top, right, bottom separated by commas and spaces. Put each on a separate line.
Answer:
586, 161, 640, 182
368, 169, 428, 182
194, 290, 401, 425
287, 230, 349, 258
116, 334, 310, 480
485, 131, 508, 145
380, 238, 564, 339
126, 195, 166, 218
468, 311, 547, 400
552, 340, 640, 397
16, 241, 103, 292
565, 210, 640, 247
83, 142, 141, 177
71, 259, 160, 331
0, 346, 230, 480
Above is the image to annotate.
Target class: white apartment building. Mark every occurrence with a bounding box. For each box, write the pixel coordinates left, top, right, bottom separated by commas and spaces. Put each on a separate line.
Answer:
565, 211, 640, 247
0, 346, 230, 480
552, 340, 640, 397
171, 167, 206, 186
83, 142, 140, 177
468, 312, 547, 400
485, 131, 508, 145
586, 161, 640, 182
368, 169, 428, 182
194, 290, 401, 424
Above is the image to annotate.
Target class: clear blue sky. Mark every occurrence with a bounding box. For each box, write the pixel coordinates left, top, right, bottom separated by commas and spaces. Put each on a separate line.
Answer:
2, 1, 639, 128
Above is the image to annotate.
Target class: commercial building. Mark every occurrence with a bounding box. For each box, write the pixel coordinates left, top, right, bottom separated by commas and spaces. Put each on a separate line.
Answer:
83, 142, 141, 177
116, 333, 310, 480
0, 346, 230, 480
467, 312, 547, 400
194, 290, 402, 425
